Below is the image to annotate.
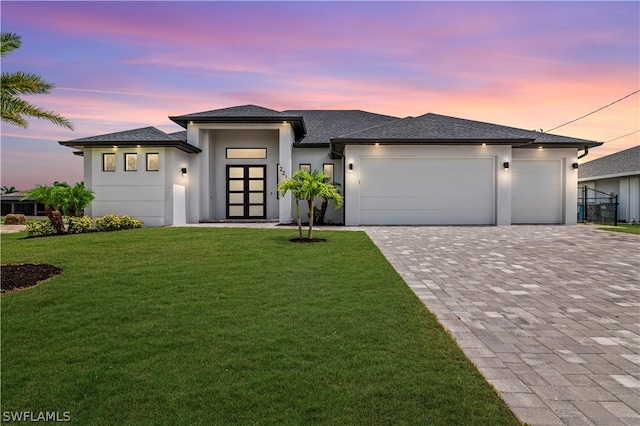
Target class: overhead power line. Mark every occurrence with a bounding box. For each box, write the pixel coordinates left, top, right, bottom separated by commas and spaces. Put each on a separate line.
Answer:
604, 129, 639, 143
546, 89, 640, 133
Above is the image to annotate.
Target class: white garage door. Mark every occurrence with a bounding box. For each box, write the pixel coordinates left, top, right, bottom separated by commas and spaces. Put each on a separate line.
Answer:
359, 157, 495, 225
512, 159, 562, 224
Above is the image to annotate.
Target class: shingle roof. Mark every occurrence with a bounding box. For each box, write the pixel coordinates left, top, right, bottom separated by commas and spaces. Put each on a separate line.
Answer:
169, 105, 306, 139
578, 145, 640, 180
59, 127, 201, 153
283, 110, 399, 145
337, 113, 599, 146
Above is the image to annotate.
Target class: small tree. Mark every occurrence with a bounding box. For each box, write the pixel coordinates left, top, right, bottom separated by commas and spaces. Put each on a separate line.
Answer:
22, 184, 66, 234
277, 170, 306, 240
1, 185, 18, 194
279, 170, 343, 240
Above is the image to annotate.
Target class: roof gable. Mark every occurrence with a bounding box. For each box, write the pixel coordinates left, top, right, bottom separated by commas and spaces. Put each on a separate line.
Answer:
283, 110, 399, 145
579, 145, 640, 180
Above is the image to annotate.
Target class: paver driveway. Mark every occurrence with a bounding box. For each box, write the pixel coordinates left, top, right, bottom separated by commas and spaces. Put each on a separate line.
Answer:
365, 225, 639, 426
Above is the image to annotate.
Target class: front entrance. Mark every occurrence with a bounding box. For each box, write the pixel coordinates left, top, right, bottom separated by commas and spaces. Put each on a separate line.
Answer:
226, 165, 266, 219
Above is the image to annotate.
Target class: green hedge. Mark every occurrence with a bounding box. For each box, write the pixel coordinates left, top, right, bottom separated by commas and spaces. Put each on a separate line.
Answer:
25, 221, 57, 237
68, 216, 93, 234
95, 215, 143, 232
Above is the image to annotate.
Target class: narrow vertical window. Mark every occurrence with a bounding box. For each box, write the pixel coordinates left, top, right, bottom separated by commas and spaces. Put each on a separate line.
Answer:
323, 163, 334, 183
103, 153, 116, 172
146, 153, 159, 171
125, 153, 137, 171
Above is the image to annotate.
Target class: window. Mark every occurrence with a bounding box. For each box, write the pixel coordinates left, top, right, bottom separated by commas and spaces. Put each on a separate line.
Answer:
226, 148, 267, 159
146, 153, 159, 171
323, 163, 334, 183
125, 153, 137, 171
299, 164, 311, 172
103, 153, 115, 172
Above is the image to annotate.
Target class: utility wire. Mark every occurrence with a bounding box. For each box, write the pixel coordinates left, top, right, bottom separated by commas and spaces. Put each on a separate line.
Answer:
604, 129, 639, 143
546, 89, 640, 133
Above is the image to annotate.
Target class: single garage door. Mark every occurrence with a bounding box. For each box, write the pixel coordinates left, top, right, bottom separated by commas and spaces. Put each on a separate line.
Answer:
512, 159, 562, 224
359, 157, 495, 225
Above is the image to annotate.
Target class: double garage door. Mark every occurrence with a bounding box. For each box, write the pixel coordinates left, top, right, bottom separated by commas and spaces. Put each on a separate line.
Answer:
359, 157, 495, 225
358, 157, 563, 225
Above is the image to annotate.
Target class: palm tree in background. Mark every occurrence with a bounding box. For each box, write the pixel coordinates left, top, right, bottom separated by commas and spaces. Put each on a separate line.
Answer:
1, 32, 73, 130
1, 186, 18, 194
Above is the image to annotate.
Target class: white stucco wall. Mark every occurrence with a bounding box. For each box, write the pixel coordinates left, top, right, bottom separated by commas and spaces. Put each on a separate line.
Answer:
85, 147, 168, 226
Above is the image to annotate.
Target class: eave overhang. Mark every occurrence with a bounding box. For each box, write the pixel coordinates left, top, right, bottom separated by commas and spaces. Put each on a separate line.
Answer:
169, 115, 307, 142
59, 140, 202, 154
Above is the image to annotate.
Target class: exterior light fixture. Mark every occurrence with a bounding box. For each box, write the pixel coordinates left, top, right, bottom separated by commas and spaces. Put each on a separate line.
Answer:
482, 143, 487, 147
375, 142, 380, 146
348, 162, 353, 171
503, 162, 510, 170
181, 167, 187, 175
572, 163, 579, 170
538, 146, 543, 150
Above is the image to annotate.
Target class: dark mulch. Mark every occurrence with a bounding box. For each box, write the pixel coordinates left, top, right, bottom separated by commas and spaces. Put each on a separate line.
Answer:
1, 264, 63, 293
289, 238, 327, 243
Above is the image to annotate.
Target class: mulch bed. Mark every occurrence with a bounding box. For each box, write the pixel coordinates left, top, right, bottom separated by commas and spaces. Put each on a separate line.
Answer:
1, 264, 63, 293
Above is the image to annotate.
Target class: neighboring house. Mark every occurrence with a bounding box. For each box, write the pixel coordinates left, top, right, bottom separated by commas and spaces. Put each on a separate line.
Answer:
578, 145, 640, 223
59, 105, 602, 226
1, 191, 45, 216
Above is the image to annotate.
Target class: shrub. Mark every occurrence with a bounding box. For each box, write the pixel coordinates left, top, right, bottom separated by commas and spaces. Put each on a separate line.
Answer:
4, 214, 26, 225
68, 215, 93, 234
26, 221, 57, 237
95, 214, 143, 232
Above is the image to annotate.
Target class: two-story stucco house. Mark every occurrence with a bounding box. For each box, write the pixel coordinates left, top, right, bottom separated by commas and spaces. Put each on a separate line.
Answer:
59, 105, 602, 226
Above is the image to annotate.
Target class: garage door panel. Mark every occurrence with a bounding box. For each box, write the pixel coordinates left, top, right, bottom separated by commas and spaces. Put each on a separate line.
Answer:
359, 157, 495, 225
512, 159, 562, 224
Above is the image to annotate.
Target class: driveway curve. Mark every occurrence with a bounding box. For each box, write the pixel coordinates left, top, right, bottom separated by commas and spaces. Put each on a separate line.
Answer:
365, 225, 639, 426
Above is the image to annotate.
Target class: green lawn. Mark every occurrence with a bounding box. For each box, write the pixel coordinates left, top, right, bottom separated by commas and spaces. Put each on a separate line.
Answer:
598, 224, 640, 235
1, 228, 519, 425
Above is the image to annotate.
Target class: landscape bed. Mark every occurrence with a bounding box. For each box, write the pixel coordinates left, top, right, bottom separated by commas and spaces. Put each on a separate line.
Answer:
1, 227, 519, 425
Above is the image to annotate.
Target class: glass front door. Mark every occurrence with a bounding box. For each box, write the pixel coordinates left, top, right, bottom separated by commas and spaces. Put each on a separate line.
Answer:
227, 165, 266, 219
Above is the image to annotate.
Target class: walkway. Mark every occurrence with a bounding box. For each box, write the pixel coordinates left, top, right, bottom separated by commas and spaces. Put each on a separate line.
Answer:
365, 225, 639, 426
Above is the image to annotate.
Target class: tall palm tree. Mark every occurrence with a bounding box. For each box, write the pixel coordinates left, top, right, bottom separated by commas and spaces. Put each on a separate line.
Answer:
1, 33, 73, 130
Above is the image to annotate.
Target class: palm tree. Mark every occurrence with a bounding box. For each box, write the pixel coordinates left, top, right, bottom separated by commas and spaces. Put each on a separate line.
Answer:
1, 185, 18, 194
277, 170, 307, 240
279, 170, 343, 240
21, 184, 66, 234
300, 170, 343, 239
62, 182, 95, 218
1, 33, 73, 130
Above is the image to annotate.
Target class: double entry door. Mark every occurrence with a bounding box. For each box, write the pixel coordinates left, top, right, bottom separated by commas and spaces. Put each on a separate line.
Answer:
226, 165, 266, 219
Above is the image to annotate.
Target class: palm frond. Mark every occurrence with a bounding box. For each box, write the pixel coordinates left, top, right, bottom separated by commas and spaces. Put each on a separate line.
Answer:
1, 33, 21, 56
1, 71, 54, 96
1, 95, 74, 130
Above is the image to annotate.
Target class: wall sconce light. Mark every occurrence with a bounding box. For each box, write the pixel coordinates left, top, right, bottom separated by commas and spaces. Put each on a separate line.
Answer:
503, 162, 509, 170
348, 162, 353, 171
181, 167, 187, 175
572, 163, 579, 170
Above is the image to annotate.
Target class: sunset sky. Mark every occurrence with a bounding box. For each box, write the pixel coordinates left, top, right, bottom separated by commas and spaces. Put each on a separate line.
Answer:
1, 1, 638, 191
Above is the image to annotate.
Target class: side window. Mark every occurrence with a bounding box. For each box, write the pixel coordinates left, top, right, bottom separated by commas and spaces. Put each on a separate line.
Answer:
299, 164, 311, 172
125, 153, 137, 171
323, 163, 334, 184
103, 153, 116, 172
146, 153, 159, 171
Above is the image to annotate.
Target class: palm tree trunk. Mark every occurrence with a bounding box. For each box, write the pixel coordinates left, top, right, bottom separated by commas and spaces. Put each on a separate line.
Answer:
308, 198, 314, 239
295, 200, 303, 240
45, 205, 65, 234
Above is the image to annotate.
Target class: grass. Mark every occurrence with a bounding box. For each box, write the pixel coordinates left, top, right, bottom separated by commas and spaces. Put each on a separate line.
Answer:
1, 228, 519, 425
597, 224, 640, 235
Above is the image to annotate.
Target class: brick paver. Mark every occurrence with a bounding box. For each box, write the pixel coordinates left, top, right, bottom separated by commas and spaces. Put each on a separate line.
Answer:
364, 225, 639, 426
